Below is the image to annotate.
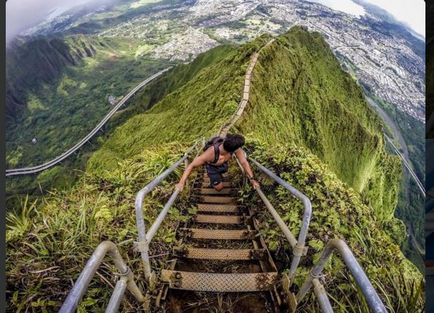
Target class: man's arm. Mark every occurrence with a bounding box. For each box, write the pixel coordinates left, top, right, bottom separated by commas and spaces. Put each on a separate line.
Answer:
235, 149, 260, 189
176, 149, 213, 191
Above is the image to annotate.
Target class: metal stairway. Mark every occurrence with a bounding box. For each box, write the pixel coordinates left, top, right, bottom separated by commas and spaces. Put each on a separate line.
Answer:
60, 143, 388, 313
157, 171, 281, 311
47, 39, 387, 312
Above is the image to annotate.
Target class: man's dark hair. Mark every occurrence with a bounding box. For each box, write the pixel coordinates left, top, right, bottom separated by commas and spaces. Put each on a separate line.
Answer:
223, 134, 245, 152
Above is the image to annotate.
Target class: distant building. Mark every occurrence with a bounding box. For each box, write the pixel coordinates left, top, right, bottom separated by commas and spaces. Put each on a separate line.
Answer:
108, 95, 117, 106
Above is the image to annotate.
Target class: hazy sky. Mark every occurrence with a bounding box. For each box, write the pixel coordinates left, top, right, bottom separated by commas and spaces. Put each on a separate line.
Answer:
363, 0, 425, 37
311, 0, 425, 37
6, 0, 116, 43
6, 0, 426, 42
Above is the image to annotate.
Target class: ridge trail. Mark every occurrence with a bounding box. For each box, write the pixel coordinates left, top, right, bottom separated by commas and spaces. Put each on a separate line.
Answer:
59, 40, 389, 313
219, 39, 275, 137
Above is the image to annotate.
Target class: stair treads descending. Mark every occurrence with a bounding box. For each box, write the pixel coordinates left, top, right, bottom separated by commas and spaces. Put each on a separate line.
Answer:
184, 248, 266, 260
196, 203, 239, 213
161, 270, 279, 292
180, 228, 256, 240
194, 214, 242, 224
197, 188, 234, 195
199, 196, 237, 204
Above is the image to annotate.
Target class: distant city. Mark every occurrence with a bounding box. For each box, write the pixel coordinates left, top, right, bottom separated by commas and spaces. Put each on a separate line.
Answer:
14, 0, 425, 121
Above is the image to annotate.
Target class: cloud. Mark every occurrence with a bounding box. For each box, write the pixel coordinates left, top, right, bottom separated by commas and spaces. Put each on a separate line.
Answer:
362, 0, 425, 37
6, 0, 117, 43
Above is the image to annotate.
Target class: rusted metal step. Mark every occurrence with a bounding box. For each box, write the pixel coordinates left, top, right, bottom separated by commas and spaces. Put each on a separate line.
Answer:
198, 196, 237, 204
161, 270, 278, 292
181, 248, 267, 260
179, 228, 256, 240
196, 203, 239, 213
194, 214, 243, 224
197, 188, 234, 195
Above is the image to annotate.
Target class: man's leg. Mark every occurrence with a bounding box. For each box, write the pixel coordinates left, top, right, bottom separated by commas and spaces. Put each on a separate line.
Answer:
213, 181, 224, 191
206, 166, 224, 191
213, 163, 228, 191
209, 172, 224, 191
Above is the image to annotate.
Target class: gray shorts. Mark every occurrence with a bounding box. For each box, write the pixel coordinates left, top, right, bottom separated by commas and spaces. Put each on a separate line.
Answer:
205, 163, 228, 186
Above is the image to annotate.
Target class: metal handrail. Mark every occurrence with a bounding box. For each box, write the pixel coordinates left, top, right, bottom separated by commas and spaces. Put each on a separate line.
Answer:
59, 241, 145, 313
312, 278, 333, 313
247, 157, 312, 285
6, 68, 172, 176
243, 156, 386, 312
296, 239, 387, 313
134, 142, 199, 282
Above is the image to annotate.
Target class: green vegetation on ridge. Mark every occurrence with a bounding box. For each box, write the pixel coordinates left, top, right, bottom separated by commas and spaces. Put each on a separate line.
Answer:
236, 28, 400, 221
6, 28, 423, 312
6, 35, 168, 169
5, 44, 236, 200
86, 36, 271, 172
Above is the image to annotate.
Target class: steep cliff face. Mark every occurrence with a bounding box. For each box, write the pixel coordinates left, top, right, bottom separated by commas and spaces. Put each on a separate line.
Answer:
6, 36, 106, 121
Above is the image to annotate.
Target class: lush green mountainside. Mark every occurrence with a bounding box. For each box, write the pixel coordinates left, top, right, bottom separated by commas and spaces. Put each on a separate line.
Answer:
86, 36, 269, 172
6, 28, 422, 312
235, 28, 400, 220
7, 36, 107, 119
6, 35, 167, 169
90, 28, 399, 222
5, 44, 236, 198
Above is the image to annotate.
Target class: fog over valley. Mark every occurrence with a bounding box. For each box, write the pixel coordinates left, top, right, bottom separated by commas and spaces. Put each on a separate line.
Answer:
6, 0, 120, 43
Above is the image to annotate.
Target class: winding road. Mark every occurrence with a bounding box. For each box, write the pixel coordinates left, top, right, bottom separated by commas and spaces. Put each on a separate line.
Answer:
6, 67, 172, 177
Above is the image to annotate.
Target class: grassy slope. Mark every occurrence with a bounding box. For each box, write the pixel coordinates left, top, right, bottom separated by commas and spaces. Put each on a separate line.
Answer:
236, 28, 400, 221
86, 36, 270, 174
5, 44, 236, 199
6, 29, 422, 312
240, 143, 422, 312
6, 35, 167, 168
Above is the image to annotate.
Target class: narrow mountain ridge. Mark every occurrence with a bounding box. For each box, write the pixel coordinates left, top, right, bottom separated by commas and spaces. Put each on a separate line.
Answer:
237, 27, 400, 220
6, 27, 423, 312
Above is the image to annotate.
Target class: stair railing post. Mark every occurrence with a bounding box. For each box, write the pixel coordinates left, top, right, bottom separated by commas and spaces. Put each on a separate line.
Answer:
105, 276, 128, 313
60, 241, 144, 313
135, 188, 153, 281
296, 239, 387, 313
244, 156, 312, 287
135, 143, 198, 284
312, 279, 334, 313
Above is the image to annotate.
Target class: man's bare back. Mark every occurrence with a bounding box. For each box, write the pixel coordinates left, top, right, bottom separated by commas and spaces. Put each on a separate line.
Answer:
176, 134, 259, 192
